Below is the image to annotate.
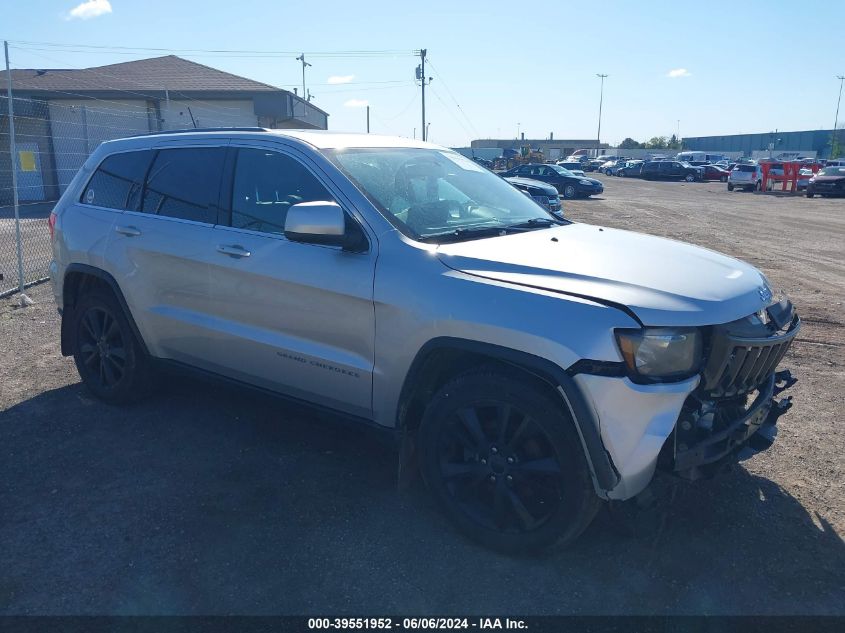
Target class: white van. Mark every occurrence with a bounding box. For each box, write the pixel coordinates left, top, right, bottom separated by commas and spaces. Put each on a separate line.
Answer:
676, 151, 727, 164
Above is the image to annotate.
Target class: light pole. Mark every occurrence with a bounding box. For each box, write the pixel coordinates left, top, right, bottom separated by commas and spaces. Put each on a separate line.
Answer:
596, 74, 608, 151
833, 75, 844, 158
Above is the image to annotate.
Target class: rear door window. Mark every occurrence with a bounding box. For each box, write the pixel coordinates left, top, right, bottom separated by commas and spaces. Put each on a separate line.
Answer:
141, 147, 226, 223
81, 150, 153, 211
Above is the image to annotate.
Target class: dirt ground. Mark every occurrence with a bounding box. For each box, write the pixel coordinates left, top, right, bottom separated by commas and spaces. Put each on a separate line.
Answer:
1, 176, 843, 615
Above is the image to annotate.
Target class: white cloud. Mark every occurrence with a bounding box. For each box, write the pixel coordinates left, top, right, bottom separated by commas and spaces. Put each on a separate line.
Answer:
667, 68, 691, 78
327, 74, 355, 85
66, 0, 112, 20
344, 99, 368, 108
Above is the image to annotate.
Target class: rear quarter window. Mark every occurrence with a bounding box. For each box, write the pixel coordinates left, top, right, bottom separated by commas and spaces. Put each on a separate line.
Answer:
81, 150, 154, 211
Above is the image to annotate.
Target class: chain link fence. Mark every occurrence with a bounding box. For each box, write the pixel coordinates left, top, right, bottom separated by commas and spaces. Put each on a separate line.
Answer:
1, 93, 216, 297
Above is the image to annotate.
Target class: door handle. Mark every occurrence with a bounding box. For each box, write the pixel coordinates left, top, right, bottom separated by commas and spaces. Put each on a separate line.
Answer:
114, 225, 141, 237
216, 244, 251, 258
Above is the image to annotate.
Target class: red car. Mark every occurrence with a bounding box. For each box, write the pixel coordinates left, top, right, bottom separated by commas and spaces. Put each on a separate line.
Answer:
701, 164, 730, 182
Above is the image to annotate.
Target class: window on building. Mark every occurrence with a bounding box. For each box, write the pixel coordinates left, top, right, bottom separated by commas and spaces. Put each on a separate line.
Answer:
141, 147, 226, 223
81, 150, 153, 211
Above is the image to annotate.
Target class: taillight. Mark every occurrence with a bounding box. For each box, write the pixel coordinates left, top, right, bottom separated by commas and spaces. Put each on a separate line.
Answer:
48, 211, 57, 240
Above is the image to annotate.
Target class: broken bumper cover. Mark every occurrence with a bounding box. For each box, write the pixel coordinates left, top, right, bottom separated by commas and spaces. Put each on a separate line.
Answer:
672, 369, 796, 479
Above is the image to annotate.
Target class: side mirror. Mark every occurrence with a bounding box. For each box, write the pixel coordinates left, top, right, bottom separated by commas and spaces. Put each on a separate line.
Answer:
284, 201, 346, 247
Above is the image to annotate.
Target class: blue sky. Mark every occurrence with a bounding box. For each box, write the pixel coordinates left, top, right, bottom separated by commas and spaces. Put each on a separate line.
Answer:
4, 0, 844, 147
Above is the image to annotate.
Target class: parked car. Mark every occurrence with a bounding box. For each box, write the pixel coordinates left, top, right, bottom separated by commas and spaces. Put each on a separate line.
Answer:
500, 163, 604, 198
602, 159, 629, 176
563, 155, 591, 165
796, 168, 814, 191
556, 160, 584, 172
641, 160, 703, 182
505, 176, 564, 217
806, 165, 845, 197
50, 129, 799, 552
617, 161, 645, 178
471, 156, 494, 169
727, 164, 763, 191
700, 165, 730, 182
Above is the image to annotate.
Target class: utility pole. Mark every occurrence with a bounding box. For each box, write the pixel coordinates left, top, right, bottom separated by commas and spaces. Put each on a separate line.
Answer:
596, 74, 608, 151
833, 75, 844, 158
4, 40, 29, 305
366, 105, 370, 133
296, 53, 311, 102
416, 49, 431, 141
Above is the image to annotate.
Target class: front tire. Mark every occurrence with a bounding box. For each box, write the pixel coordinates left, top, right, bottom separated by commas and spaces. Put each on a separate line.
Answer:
806, 190, 814, 198
684, 174, 695, 182
605, 169, 613, 176
72, 290, 151, 403
419, 368, 600, 553
727, 183, 734, 191
720, 175, 728, 182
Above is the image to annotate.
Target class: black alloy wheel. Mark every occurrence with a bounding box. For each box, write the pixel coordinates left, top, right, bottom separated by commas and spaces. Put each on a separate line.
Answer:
420, 369, 599, 552
72, 290, 151, 402
77, 306, 127, 389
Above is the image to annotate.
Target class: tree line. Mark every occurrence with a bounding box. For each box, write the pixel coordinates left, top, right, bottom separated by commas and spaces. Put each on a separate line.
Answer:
618, 134, 682, 150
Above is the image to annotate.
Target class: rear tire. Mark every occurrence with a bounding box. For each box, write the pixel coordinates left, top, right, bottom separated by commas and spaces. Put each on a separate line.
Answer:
684, 174, 695, 182
727, 183, 734, 191
419, 368, 600, 553
605, 169, 612, 176
71, 290, 152, 403
720, 175, 728, 182
563, 185, 577, 199
806, 190, 814, 198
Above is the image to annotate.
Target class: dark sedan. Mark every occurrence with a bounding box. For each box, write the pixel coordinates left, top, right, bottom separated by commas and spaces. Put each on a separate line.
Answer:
500, 163, 604, 198
806, 166, 845, 198
617, 161, 645, 178
504, 176, 564, 217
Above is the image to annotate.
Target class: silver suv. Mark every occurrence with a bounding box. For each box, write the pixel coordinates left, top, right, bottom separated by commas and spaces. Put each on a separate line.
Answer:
728, 163, 763, 191
49, 129, 800, 552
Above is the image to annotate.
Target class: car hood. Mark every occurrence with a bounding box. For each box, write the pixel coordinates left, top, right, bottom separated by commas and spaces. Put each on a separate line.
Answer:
436, 224, 770, 327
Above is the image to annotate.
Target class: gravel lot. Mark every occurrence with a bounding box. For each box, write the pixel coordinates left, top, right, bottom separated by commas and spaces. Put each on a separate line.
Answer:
1, 176, 843, 615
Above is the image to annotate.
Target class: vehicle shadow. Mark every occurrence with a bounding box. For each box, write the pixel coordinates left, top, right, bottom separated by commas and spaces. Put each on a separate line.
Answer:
1, 377, 843, 615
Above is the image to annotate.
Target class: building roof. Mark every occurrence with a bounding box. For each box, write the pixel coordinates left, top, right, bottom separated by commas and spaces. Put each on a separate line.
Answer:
1, 55, 280, 94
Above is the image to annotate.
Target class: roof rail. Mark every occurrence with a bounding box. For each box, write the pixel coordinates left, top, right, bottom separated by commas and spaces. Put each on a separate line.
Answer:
133, 127, 269, 137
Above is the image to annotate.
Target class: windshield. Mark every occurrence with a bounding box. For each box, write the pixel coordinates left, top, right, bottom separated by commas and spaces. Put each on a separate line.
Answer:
327, 147, 560, 241
819, 166, 845, 176
549, 165, 576, 177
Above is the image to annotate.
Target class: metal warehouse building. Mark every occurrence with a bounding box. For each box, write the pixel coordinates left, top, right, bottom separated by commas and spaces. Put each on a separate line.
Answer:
0, 55, 329, 205
683, 129, 839, 158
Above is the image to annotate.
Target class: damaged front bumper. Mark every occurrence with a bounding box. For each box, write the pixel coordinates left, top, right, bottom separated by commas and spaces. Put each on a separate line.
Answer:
666, 369, 797, 480
575, 307, 800, 500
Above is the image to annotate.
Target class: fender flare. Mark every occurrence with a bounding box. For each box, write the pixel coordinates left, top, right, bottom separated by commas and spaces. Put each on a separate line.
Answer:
399, 337, 620, 496
60, 263, 149, 357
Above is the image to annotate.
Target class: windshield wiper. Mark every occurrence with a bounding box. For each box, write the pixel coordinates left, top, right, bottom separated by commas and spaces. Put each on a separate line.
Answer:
418, 225, 509, 243
504, 217, 567, 230
418, 218, 567, 243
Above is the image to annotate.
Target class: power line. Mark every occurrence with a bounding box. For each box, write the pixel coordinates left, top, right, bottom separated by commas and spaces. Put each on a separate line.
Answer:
5, 39, 414, 58
424, 58, 479, 139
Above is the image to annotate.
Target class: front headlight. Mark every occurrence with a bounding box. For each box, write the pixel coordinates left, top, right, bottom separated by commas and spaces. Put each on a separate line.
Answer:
615, 327, 703, 381
579, 179, 593, 185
